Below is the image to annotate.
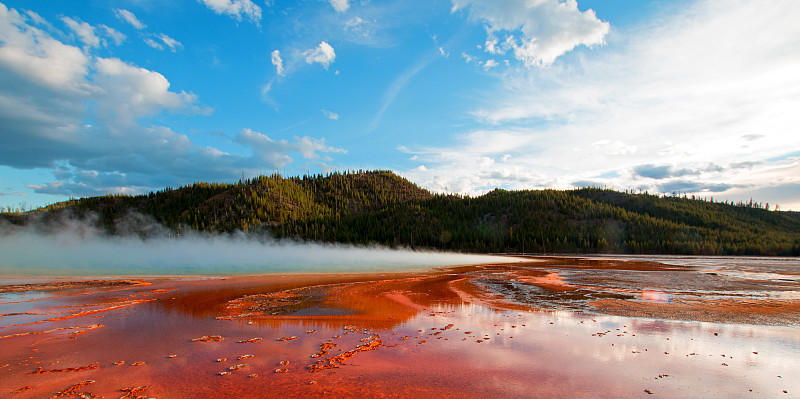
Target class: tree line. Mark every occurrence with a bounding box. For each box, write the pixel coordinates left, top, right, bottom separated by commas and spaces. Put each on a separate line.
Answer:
2, 170, 798, 256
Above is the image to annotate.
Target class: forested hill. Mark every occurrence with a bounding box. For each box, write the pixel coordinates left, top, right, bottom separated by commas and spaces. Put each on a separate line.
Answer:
3, 170, 799, 256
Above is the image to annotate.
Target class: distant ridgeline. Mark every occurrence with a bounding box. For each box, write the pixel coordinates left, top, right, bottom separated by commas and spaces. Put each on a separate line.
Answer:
2, 170, 799, 256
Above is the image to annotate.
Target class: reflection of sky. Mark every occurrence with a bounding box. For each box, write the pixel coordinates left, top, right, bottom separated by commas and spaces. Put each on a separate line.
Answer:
601, 255, 800, 277
2, 276, 797, 398
393, 302, 800, 397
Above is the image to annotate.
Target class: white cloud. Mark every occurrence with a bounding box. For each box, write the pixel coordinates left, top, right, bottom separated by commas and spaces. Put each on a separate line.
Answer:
101, 25, 126, 46
93, 57, 202, 125
143, 37, 163, 50
329, 0, 350, 13
482, 59, 498, 70
0, 5, 90, 93
345, 16, 364, 32
114, 9, 146, 30
237, 129, 345, 168
60, 17, 126, 49
270, 49, 284, 76
404, 0, 800, 208
452, 0, 609, 67
592, 140, 637, 156
158, 34, 182, 52
303, 41, 336, 69
321, 109, 339, 120
23, 10, 49, 27
198, 0, 262, 24
342, 16, 378, 41
144, 34, 183, 52
0, 3, 346, 199
61, 16, 100, 50
462, 52, 475, 63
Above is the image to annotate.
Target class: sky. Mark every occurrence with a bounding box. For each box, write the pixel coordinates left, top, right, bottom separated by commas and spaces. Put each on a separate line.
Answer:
1, 0, 799, 212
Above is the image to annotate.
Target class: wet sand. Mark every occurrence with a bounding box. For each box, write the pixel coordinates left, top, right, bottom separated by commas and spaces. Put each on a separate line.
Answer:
1, 256, 798, 398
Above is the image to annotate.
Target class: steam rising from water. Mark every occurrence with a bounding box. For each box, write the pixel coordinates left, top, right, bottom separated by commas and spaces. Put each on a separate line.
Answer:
0, 216, 522, 277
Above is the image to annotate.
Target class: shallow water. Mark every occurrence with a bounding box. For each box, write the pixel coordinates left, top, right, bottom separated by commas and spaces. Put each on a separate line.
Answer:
0, 256, 798, 398
0, 233, 525, 276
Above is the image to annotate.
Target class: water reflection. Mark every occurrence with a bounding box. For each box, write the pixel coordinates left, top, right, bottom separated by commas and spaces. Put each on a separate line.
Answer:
1, 256, 798, 398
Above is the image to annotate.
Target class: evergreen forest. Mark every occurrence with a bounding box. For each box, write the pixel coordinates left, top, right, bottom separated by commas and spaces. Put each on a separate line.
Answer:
2, 170, 798, 256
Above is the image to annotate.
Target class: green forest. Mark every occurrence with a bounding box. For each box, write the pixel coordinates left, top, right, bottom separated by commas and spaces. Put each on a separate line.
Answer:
2, 170, 799, 256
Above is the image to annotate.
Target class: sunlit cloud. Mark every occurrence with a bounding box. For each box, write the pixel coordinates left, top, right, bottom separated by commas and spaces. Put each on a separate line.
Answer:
114, 9, 146, 30
270, 49, 284, 76
328, 0, 349, 14
0, 4, 346, 198
452, 0, 609, 67
404, 0, 800, 209
322, 109, 339, 120
198, 0, 262, 24
303, 41, 336, 69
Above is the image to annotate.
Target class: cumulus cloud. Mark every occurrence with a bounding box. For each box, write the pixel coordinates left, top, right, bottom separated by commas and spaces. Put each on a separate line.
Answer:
237, 128, 345, 169
483, 59, 498, 70
270, 49, 284, 76
304, 41, 336, 69
22, 10, 49, 27
114, 9, 146, 30
101, 25, 126, 46
402, 0, 800, 209
329, 0, 350, 13
0, 5, 91, 94
0, 4, 346, 198
452, 0, 609, 66
92, 57, 201, 125
61, 16, 100, 50
198, 0, 262, 24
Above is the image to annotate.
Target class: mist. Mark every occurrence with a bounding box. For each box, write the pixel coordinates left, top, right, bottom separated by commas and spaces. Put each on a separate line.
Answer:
0, 214, 523, 277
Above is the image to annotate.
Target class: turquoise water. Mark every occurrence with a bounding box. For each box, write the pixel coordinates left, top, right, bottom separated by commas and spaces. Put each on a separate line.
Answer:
0, 232, 523, 277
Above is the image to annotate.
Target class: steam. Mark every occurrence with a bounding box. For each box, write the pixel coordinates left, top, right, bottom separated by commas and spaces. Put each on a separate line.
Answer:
0, 213, 523, 277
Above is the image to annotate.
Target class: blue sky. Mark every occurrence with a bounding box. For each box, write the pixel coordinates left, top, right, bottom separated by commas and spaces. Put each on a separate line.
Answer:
1, 0, 799, 211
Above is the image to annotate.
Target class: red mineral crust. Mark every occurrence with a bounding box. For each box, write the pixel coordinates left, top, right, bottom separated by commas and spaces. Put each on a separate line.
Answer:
1, 257, 798, 398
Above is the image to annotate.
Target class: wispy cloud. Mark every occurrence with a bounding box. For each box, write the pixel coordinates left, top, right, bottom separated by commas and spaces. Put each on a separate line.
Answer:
61, 16, 100, 50
403, 0, 800, 209
144, 34, 183, 52
114, 9, 146, 30
322, 109, 339, 120
198, 0, 262, 24
372, 52, 437, 130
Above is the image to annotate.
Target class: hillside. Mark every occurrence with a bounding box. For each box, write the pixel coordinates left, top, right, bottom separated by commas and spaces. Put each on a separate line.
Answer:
2, 170, 798, 256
